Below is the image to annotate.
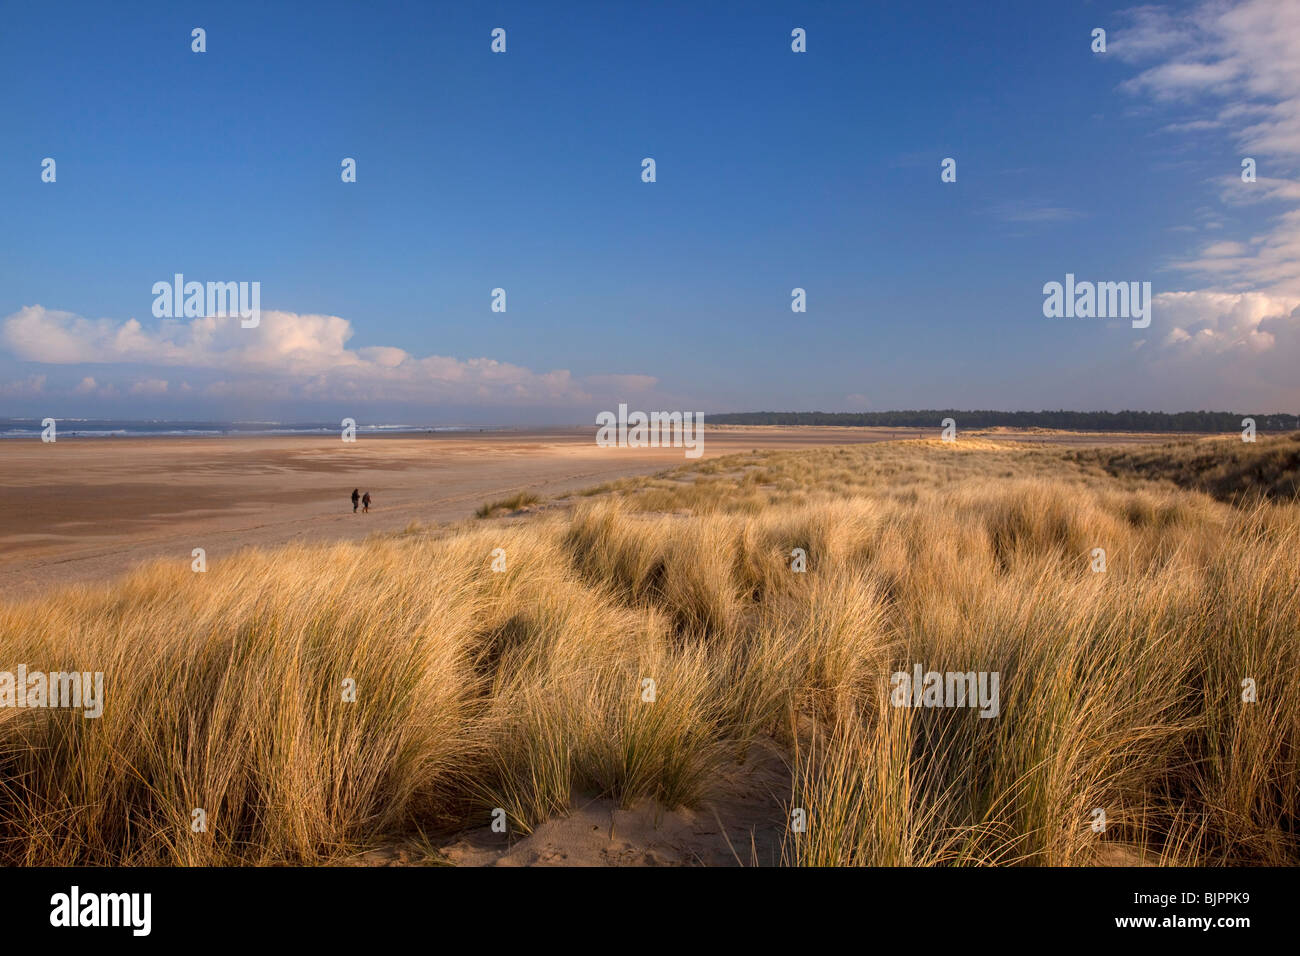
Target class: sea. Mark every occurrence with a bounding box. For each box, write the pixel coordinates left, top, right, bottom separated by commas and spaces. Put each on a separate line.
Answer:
0, 419, 505, 439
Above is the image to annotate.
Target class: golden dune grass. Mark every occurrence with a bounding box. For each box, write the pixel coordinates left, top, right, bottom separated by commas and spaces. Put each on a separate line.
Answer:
0, 436, 1296, 865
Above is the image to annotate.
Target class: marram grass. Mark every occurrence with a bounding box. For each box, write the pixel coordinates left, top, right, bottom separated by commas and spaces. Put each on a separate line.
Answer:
0, 437, 1296, 865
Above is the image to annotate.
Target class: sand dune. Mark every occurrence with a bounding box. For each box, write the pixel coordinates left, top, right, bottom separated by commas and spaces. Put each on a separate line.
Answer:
3, 433, 1292, 867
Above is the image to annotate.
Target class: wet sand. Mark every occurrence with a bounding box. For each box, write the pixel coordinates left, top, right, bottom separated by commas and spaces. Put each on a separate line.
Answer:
0, 425, 1179, 599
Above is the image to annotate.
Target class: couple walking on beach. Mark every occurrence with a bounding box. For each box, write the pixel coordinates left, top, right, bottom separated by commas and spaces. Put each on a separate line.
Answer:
351, 489, 372, 513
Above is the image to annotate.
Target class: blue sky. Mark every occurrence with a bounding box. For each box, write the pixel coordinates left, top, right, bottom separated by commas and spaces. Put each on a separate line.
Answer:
2, 0, 1298, 423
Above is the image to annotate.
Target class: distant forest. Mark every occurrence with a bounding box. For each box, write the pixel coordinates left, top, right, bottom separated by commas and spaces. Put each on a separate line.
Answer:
707, 411, 1300, 433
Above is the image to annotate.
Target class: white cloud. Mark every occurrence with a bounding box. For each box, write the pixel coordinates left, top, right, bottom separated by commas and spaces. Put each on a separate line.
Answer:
1110, 6, 1201, 62
1158, 118, 1224, 133
1154, 289, 1299, 355
1199, 240, 1249, 257
1142, 291, 1300, 409
1118, 1, 1300, 306
0, 305, 648, 406
1118, 1, 1300, 116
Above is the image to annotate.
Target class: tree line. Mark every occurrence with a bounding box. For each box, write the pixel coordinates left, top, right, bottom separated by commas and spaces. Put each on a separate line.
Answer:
706, 410, 1300, 433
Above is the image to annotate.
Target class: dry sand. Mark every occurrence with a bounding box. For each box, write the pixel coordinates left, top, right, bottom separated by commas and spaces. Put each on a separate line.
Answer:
357, 740, 792, 867
0, 425, 1175, 600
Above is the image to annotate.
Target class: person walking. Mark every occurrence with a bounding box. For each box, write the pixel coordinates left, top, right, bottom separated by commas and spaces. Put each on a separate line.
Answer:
362, 492, 371, 513
351, 488, 360, 513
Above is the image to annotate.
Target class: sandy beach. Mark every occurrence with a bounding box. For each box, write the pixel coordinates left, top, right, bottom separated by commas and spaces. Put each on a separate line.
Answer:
0, 425, 1179, 599
0, 425, 891, 598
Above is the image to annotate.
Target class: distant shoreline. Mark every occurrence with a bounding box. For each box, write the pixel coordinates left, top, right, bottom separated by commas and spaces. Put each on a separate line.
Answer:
0, 422, 521, 439
6, 409, 1298, 439
3, 418, 1293, 439
708, 411, 1300, 433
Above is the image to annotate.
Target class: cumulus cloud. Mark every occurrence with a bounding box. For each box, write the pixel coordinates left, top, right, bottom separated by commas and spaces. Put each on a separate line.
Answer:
1154, 290, 1299, 355
1143, 292, 1300, 409
0, 306, 651, 406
